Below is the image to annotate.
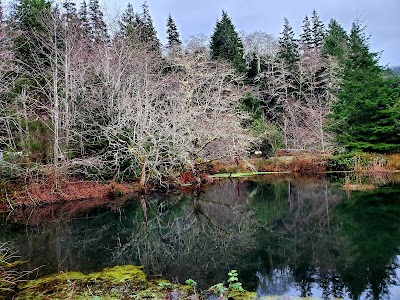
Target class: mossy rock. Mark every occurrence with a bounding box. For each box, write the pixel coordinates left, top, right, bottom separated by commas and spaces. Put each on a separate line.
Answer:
16, 265, 150, 300
86, 265, 147, 284
228, 290, 257, 299
15, 265, 199, 300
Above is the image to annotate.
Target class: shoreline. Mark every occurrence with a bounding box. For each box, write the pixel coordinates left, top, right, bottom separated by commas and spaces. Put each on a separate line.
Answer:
1, 153, 400, 213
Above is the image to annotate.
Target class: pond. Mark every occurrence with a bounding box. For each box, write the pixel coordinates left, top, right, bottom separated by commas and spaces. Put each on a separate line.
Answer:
1, 174, 400, 299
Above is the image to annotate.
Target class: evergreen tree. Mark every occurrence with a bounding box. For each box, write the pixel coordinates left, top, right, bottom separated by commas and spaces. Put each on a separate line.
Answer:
88, 0, 108, 43
323, 19, 348, 60
210, 11, 245, 73
166, 14, 181, 54
0, 0, 3, 23
63, 0, 81, 34
118, 2, 160, 52
63, 1, 77, 22
246, 54, 259, 79
119, 3, 136, 38
277, 18, 299, 69
139, 1, 160, 50
79, 0, 91, 37
300, 15, 312, 50
311, 10, 325, 49
12, 0, 52, 74
331, 20, 400, 153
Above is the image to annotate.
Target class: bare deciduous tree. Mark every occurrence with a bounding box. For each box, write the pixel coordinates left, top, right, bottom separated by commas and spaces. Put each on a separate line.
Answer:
242, 31, 278, 74
68, 37, 253, 185
260, 47, 339, 151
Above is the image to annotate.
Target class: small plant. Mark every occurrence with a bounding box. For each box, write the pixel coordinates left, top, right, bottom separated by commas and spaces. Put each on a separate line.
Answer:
158, 281, 173, 289
185, 279, 198, 298
210, 282, 227, 297
227, 270, 244, 292
210, 269, 244, 299
185, 278, 197, 288
158, 281, 173, 300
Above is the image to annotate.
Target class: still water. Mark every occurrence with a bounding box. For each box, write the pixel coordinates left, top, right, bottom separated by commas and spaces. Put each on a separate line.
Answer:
1, 175, 400, 299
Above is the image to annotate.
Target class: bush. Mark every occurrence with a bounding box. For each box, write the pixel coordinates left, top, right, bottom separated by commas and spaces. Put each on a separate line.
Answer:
252, 120, 284, 157
327, 153, 356, 171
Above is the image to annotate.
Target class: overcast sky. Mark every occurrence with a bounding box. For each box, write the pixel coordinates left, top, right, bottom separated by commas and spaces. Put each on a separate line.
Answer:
104, 0, 399, 67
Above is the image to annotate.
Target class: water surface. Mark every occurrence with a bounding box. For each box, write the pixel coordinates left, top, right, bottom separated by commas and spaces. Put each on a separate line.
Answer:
1, 175, 400, 299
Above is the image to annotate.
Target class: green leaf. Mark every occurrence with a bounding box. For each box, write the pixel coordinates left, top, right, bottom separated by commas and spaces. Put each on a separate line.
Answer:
227, 276, 238, 282
185, 279, 197, 287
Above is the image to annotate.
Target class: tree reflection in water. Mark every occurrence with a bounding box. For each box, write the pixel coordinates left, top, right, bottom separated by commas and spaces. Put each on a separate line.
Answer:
1, 178, 400, 299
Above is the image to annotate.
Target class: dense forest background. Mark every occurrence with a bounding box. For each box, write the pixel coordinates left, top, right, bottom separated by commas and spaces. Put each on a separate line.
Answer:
0, 0, 399, 184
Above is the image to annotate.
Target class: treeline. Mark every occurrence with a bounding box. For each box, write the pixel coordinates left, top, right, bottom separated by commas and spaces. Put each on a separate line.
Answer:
0, 0, 399, 184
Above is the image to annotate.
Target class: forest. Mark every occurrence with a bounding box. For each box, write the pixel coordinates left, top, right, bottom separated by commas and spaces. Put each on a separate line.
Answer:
0, 0, 399, 187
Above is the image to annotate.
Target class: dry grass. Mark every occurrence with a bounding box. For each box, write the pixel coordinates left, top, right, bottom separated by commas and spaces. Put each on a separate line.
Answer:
387, 154, 400, 170
343, 182, 377, 192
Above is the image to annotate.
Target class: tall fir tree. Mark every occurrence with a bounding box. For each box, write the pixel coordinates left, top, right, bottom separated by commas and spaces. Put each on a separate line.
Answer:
63, 0, 81, 35
119, 3, 136, 38
210, 11, 246, 73
118, 2, 160, 53
63, 1, 77, 23
79, 0, 91, 38
311, 10, 325, 50
139, 1, 160, 50
12, 0, 52, 76
88, 0, 108, 43
277, 18, 299, 69
323, 19, 348, 60
331, 20, 400, 153
300, 15, 312, 50
0, 0, 3, 23
166, 14, 181, 54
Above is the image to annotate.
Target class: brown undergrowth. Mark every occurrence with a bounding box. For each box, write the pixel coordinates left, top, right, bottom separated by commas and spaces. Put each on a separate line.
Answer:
0, 177, 140, 212
1, 153, 399, 214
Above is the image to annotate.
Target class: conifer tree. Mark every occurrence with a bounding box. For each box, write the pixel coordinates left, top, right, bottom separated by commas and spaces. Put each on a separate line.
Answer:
0, 0, 3, 23
119, 3, 136, 38
139, 1, 160, 50
79, 0, 91, 37
63, 0, 81, 34
210, 11, 245, 73
166, 14, 181, 54
63, 1, 77, 22
323, 19, 348, 60
88, 0, 108, 43
331, 20, 400, 153
277, 18, 299, 69
300, 15, 312, 50
311, 10, 325, 49
12, 0, 52, 74
118, 2, 160, 53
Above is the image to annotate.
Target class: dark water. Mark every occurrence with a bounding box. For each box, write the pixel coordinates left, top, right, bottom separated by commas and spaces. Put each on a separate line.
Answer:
1, 176, 400, 299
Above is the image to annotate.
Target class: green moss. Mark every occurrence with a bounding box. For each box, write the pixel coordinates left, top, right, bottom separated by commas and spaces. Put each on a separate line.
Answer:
16, 265, 149, 300
87, 265, 147, 284
228, 290, 257, 299
16, 265, 313, 300
14, 265, 199, 300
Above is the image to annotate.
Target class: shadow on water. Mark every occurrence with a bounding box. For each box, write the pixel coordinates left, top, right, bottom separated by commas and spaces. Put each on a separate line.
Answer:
1, 175, 400, 299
